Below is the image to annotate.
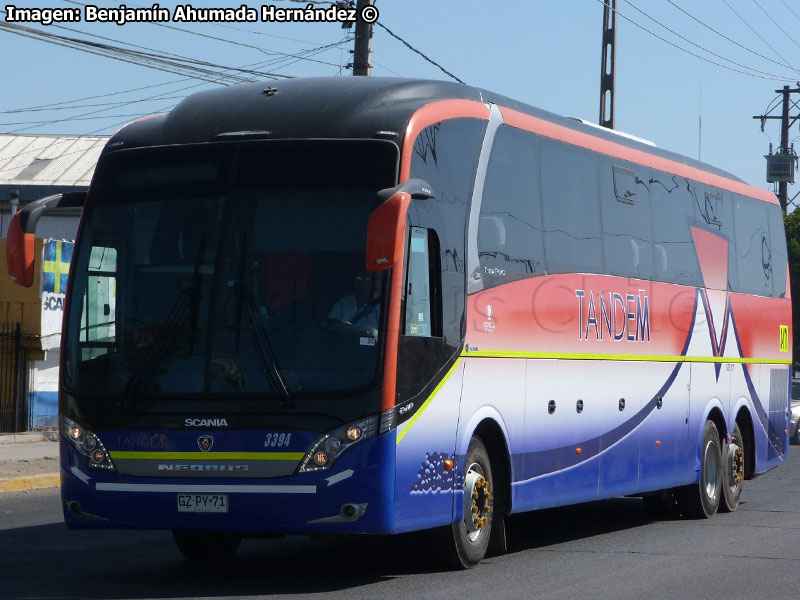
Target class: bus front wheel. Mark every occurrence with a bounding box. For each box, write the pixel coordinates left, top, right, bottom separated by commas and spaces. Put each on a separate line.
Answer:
441, 436, 494, 569
677, 419, 722, 518
172, 530, 242, 563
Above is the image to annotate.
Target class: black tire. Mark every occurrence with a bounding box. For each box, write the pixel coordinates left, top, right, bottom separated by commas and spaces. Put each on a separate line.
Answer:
794, 426, 800, 446
172, 531, 242, 563
720, 422, 745, 512
677, 420, 722, 518
440, 436, 494, 569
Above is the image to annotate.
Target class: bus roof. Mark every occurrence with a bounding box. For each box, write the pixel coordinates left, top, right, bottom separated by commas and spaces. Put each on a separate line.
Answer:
108, 76, 745, 186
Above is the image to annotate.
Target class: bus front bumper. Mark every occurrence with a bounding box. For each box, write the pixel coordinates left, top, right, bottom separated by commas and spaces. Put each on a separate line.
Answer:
59, 434, 396, 534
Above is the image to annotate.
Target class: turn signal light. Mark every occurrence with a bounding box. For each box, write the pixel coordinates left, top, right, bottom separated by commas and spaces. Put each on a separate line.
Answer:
297, 416, 378, 474
60, 415, 116, 472
346, 427, 362, 442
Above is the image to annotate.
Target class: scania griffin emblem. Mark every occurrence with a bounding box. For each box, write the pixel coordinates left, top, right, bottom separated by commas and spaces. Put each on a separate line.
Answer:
197, 435, 214, 452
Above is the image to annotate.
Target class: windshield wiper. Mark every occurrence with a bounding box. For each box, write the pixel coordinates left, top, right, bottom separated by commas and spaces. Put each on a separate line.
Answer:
234, 239, 295, 409
122, 239, 206, 405
122, 289, 190, 407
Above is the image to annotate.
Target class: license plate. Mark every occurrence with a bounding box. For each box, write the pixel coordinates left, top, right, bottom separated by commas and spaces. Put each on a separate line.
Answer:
177, 493, 228, 513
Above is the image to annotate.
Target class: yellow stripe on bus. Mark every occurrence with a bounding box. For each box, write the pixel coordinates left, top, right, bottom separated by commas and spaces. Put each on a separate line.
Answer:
396, 356, 463, 445
109, 451, 305, 461
460, 350, 792, 365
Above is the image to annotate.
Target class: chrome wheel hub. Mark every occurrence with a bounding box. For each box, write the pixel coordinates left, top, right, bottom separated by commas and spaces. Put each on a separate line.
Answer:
703, 440, 719, 500
729, 442, 745, 486
463, 463, 492, 542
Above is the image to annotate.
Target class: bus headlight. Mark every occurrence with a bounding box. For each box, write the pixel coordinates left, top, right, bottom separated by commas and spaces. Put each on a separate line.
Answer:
297, 416, 378, 474
60, 415, 116, 472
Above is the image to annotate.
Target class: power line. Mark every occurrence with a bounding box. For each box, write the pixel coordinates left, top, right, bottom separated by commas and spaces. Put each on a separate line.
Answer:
106, 0, 333, 46
0, 7, 308, 83
722, 0, 797, 72
622, 0, 797, 80
0, 81, 197, 115
780, 0, 800, 23
0, 113, 149, 127
0, 96, 187, 115
0, 21, 258, 85
375, 21, 464, 84
66, 0, 346, 70
751, 0, 800, 53
598, 0, 796, 81
664, 0, 800, 76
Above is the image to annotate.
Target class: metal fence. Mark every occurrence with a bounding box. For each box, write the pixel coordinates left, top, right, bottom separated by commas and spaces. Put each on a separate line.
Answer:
0, 323, 30, 433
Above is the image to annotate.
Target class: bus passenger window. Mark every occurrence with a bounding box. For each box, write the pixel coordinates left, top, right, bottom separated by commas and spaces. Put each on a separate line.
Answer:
79, 246, 117, 360
768, 207, 788, 297
405, 227, 434, 337
600, 162, 654, 280
477, 125, 544, 290
612, 166, 637, 204
703, 192, 723, 227
650, 173, 702, 287
733, 194, 773, 296
540, 140, 603, 275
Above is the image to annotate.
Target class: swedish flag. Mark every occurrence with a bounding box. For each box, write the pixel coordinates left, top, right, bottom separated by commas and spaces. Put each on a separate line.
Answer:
42, 240, 73, 295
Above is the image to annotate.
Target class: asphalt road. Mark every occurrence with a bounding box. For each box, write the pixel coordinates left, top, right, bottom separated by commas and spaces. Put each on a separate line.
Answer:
2, 451, 800, 600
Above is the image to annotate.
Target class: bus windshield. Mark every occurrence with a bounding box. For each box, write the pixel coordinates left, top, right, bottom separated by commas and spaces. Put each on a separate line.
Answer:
63, 140, 398, 407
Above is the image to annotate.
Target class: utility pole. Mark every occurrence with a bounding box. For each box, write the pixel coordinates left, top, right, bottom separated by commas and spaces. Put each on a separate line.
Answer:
753, 85, 800, 214
599, 0, 616, 129
352, 0, 375, 76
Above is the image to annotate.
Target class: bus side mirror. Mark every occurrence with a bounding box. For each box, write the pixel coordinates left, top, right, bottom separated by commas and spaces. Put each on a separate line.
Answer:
366, 192, 411, 272
6, 191, 86, 287
366, 179, 435, 272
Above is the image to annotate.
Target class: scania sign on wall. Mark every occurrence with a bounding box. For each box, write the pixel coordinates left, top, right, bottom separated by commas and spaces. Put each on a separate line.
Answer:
184, 418, 229, 427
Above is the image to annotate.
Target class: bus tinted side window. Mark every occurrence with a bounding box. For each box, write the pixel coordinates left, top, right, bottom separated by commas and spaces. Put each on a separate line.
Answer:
649, 171, 703, 287
478, 125, 544, 289
733, 193, 774, 297
694, 184, 737, 291
408, 118, 485, 349
599, 160, 654, 280
540, 139, 603, 275
399, 118, 485, 402
768, 207, 788, 297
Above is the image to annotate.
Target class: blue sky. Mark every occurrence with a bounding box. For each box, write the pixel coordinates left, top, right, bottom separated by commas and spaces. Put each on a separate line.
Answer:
2, 0, 800, 204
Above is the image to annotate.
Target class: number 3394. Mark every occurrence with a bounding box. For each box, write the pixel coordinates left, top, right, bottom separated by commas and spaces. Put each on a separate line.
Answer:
264, 433, 291, 447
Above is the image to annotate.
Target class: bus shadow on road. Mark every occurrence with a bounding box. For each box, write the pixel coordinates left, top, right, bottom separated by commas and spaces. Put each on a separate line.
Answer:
3, 497, 680, 598
501, 496, 672, 554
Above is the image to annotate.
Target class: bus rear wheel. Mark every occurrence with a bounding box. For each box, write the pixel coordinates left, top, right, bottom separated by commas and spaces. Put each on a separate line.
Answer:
720, 422, 745, 512
441, 436, 494, 569
172, 530, 242, 563
677, 419, 722, 518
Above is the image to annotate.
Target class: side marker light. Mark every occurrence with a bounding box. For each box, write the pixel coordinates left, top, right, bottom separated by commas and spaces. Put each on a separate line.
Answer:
444, 459, 454, 471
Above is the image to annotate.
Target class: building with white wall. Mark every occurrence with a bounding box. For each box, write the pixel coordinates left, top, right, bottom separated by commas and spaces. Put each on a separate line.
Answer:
0, 133, 108, 430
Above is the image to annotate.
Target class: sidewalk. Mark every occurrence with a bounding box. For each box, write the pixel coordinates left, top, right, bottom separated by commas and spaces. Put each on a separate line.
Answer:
0, 432, 60, 493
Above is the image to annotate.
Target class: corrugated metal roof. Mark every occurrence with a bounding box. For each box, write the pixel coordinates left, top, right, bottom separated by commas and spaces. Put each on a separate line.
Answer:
0, 134, 109, 187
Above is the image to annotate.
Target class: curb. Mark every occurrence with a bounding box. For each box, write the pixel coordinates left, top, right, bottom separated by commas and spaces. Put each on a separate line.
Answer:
0, 473, 60, 493
0, 431, 59, 445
